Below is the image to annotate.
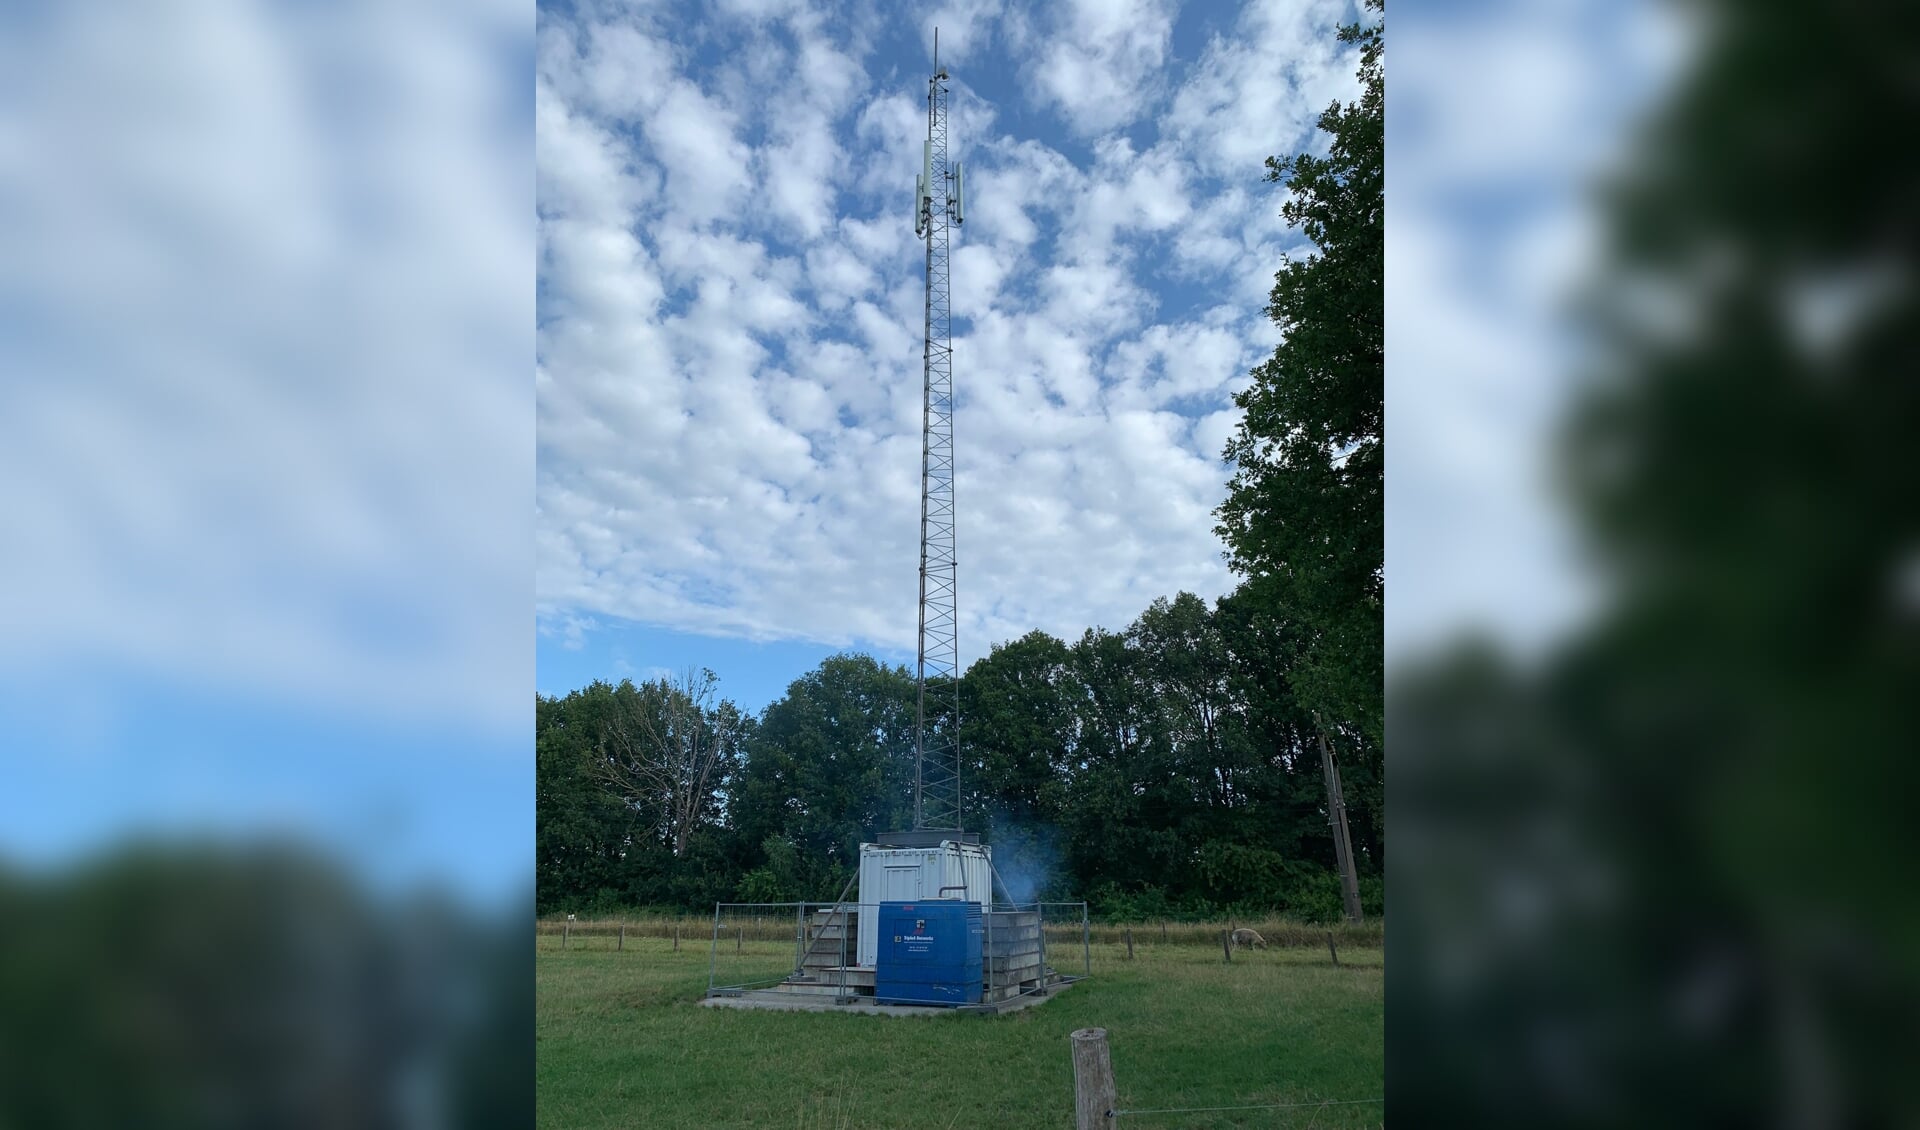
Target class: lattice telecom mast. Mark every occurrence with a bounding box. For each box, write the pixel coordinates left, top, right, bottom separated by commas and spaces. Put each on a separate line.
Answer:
912, 32, 965, 831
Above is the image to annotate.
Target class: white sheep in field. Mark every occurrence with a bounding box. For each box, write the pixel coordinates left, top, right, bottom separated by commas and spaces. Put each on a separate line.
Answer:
1230, 927, 1266, 950
566, 913, 577, 922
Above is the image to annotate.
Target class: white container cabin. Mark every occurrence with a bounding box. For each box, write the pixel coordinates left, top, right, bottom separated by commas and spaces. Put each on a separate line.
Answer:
855, 834, 991, 967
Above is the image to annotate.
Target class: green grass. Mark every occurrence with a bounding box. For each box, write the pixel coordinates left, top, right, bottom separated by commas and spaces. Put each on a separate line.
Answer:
537, 933, 1382, 1129
538, 915, 1385, 950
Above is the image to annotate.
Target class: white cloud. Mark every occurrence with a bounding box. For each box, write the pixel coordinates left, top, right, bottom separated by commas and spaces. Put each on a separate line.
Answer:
1166, 0, 1358, 179
0, 1, 529, 736
1017, 0, 1180, 135
647, 81, 756, 222
918, 0, 1005, 66
1386, 0, 1697, 660
538, 0, 1365, 666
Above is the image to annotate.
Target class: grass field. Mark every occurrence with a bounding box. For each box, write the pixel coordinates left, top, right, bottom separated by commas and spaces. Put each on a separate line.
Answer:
537, 929, 1382, 1129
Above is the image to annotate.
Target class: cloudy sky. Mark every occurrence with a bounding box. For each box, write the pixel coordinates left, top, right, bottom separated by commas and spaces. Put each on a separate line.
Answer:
1, 0, 530, 899
0, 0, 1689, 902
0, 3, 1791, 1107
1386, 0, 1692, 664
536, 0, 1367, 708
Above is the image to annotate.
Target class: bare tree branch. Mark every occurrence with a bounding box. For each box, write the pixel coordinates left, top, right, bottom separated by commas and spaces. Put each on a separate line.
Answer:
592, 668, 740, 857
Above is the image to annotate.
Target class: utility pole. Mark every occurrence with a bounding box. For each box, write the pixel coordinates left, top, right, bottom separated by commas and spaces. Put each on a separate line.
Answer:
1315, 715, 1364, 923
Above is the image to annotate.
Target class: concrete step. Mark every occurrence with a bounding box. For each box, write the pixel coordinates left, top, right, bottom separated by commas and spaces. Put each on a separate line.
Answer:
763, 982, 862, 999
797, 966, 875, 987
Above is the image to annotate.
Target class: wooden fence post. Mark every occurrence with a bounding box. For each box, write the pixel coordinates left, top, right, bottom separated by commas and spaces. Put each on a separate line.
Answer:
1124, 927, 1133, 961
562, 922, 570, 950
1070, 1028, 1117, 1130
674, 925, 681, 952
618, 924, 625, 951
736, 927, 742, 955
1221, 929, 1231, 963
1326, 930, 1339, 968
1081, 910, 1091, 975
1161, 921, 1167, 943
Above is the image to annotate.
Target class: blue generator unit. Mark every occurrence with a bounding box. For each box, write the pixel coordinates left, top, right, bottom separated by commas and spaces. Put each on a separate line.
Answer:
874, 900, 983, 1006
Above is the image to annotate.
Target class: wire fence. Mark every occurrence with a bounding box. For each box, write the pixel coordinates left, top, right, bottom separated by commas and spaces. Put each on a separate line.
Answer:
1070, 1025, 1382, 1127
1112, 1097, 1384, 1118
698, 900, 1093, 1002
534, 914, 1382, 951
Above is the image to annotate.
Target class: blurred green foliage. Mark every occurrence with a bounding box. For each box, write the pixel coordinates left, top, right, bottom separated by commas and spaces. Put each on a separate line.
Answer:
1390, 0, 1920, 1120
0, 843, 530, 1129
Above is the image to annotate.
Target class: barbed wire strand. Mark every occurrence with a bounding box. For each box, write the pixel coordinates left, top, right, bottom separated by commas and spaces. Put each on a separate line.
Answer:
1112, 1097, 1383, 1118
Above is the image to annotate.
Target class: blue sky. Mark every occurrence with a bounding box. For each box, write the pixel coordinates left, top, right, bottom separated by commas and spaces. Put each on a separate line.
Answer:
0, 0, 530, 904
1385, 0, 1693, 661
536, 0, 1368, 714
0, 0, 1690, 901
0, 665, 529, 901
537, 619, 876, 714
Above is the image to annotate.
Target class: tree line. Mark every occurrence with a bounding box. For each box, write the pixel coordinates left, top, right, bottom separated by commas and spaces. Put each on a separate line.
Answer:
536, 588, 1382, 922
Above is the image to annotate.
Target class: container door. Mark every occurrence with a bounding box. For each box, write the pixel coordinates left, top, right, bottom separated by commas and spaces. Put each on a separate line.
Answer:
859, 866, 921, 967
882, 866, 919, 902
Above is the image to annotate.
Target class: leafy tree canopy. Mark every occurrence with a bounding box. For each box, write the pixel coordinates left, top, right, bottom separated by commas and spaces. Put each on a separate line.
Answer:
1216, 0, 1383, 745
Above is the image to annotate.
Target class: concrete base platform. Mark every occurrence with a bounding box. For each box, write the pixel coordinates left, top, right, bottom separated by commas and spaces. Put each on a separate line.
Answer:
702, 978, 1075, 1017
